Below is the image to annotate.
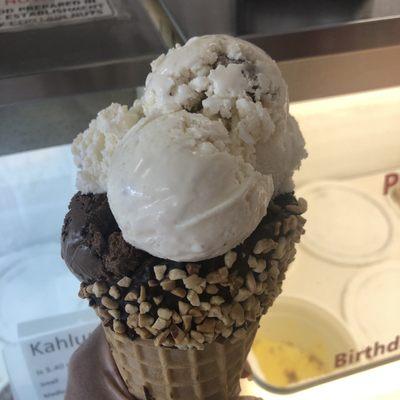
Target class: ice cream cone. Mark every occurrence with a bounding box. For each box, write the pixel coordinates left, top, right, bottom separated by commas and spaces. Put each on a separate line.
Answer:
104, 322, 258, 400
72, 193, 306, 400
60, 33, 308, 400
69, 193, 306, 400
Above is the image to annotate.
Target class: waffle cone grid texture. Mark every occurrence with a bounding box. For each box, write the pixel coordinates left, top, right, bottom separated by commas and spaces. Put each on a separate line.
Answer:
104, 322, 258, 400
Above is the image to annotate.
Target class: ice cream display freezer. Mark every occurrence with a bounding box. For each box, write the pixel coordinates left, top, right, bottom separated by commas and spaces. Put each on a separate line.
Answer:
1, 1, 400, 399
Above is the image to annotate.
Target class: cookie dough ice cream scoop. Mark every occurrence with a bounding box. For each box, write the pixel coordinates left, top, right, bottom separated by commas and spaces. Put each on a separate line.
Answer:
141, 35, 306, 196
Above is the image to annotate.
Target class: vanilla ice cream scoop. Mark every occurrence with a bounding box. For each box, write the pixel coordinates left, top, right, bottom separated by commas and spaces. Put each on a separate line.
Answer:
108, 111, 273, 262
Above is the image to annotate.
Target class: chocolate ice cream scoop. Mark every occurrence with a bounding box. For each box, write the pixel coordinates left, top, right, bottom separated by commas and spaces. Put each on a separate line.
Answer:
62, 190, 307, 345
61, 192, 158, 283
62, 191, 301, 285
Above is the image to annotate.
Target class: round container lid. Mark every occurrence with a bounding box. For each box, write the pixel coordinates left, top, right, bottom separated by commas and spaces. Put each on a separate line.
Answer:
298, 181, 393, 265
0, 242, 86, 344
342, 261, 400, 343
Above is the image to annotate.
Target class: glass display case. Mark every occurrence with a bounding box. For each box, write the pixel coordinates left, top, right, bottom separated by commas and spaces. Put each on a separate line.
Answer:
0, 1, 399, 399
247, 86, 400, 396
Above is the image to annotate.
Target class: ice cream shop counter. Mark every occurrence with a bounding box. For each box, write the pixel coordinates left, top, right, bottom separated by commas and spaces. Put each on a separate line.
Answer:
1, 1, 400, 400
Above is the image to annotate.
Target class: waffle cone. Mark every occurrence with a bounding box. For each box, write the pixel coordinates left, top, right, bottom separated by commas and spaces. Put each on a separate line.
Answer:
104, 323, 258, 400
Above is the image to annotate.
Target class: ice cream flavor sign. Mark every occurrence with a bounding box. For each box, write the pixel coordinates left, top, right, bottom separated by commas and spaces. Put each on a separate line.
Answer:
384, 172, 399, 194
27, 332, 90, 357
20, 323, 96, 400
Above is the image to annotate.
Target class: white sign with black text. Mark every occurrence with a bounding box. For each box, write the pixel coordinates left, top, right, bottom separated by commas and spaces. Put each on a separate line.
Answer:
0, 0, 115, 32
20, 323, 96, 399
3, 310, 97, 400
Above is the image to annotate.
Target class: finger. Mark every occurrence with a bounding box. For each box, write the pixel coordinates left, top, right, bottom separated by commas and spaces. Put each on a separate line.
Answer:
241, 361, 253, 379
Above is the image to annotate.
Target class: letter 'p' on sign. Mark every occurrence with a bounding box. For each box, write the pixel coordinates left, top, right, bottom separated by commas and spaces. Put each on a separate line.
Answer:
383, 173, 399, 195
